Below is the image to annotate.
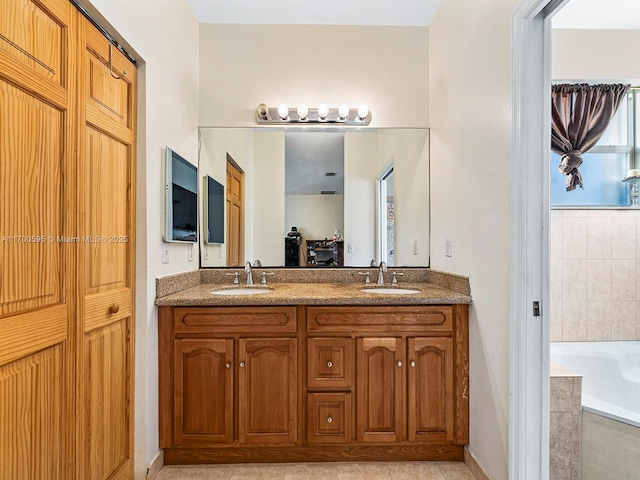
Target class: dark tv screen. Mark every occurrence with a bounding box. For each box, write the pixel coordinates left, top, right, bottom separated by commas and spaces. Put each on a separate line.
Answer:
206, 175, 225, 244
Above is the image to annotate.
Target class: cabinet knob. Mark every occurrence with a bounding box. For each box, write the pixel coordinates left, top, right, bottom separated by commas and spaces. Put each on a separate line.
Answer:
327, 361, 333, 368
410, 360, 416, 368
327, 416, 333, 424
225, 362, 231, 369
110, 303, 120, 314
240, 361, 245, 368
396, 360, 403, 367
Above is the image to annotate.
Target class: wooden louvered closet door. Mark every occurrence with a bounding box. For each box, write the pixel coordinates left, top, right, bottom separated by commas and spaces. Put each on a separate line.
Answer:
0, 1, 136, 478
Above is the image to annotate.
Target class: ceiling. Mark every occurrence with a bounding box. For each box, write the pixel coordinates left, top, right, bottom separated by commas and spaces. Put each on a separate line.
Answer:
285, 132, 344, 196
188, 0, 640, 29
552, 0, 640, 29
187, 0, 441, 26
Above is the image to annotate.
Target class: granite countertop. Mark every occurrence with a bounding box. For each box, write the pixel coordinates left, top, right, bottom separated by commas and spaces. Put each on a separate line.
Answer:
155, 281, 472, 306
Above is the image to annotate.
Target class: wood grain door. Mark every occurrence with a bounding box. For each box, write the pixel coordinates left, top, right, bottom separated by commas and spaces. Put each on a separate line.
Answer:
77, 18, 136, 480
0, 0, 76, 478
174, 339, 234, 446
238, 338, 297, 444
356, 337, 404, 443
226, 158, 244, 266
407, 337, 454, 442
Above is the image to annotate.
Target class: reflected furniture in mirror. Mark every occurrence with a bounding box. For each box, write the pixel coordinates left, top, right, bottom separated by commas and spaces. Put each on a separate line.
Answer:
198, 128, 429, 267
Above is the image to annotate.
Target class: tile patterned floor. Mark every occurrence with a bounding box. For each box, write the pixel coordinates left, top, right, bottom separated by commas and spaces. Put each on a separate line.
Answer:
155, 461, 477, 480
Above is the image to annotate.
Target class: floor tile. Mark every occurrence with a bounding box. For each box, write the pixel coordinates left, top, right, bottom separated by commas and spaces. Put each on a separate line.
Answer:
436, 461, 477, 480
230, 463, 286, 480
336, 462, 391, 480
284, 462, 339, 479
156, 464, 235, 480
387, 461, 445, 480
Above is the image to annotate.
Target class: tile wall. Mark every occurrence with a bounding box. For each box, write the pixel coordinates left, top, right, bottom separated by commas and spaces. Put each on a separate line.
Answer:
550, 209, 640, 341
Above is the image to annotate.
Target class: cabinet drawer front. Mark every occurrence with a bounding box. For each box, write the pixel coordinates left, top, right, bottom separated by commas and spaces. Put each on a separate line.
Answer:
307, 306, 452, 333
174, 307, 297, 333
307, 338, 353, 389
307, 393, 352, 444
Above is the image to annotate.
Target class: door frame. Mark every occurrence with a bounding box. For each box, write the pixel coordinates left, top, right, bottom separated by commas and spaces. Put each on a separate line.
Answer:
510, 0, 570, 478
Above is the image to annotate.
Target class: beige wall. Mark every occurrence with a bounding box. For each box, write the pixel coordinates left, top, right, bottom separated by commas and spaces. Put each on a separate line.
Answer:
429, 0, 517, 478
85, 0, 200, 476
285, 195, 344, 242
552, 29, 640, 81
550, 209, 640, 341
199, 24, 429, 128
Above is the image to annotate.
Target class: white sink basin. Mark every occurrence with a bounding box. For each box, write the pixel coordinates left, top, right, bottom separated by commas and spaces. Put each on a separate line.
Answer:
209, 287, 273, 296
361, 287, 420, 295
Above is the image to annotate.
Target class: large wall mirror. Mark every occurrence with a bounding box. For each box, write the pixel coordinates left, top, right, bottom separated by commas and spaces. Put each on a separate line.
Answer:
198, 127, 429, 268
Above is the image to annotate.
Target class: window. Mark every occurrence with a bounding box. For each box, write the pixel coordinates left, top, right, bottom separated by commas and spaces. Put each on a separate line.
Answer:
550, 88, 636, 206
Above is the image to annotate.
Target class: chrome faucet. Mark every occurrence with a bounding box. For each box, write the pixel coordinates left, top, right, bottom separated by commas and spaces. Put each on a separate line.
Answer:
377, 261, 387, 285
245, 262, 254, 286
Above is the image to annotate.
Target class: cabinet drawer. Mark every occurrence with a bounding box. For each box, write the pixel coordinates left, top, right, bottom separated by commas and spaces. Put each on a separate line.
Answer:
174, 306, 297, 334
307, 393, 352, 444
307, 338, 353, 389
307, 306, 452, 333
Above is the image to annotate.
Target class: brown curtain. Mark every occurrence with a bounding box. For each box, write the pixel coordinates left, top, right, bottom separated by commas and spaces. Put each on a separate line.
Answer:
551, 83, 630, 191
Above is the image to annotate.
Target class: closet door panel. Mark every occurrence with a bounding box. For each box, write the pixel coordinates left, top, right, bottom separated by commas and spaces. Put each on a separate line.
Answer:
78, 18, 136, 480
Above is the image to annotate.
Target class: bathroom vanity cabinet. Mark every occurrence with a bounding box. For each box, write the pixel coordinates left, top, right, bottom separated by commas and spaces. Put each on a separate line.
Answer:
158, 303, 469, 464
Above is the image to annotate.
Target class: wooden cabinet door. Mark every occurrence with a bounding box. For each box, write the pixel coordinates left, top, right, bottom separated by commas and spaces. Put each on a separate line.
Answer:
77, 18, 136, 480
407, 337, 454, 442
238, 338, 297, 444
356, 337, 403, 443
174, 339, 234, 446
0, 0, 75, 478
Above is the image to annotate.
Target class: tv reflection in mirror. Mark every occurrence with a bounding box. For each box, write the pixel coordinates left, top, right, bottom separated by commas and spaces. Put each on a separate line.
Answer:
204, 175, 224, 244
164, 147, 198, 242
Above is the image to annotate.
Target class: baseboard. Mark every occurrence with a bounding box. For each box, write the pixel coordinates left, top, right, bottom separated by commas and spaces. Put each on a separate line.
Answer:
464, 446, 491, 480
146, 450, 164, 480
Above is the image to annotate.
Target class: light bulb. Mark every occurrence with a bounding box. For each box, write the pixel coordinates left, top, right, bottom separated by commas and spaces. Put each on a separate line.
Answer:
338, 104, 350, 120
277, 104, 289, 120
318, 104, 329, 120
297, 104, 308, 120
357, 104, 369, 120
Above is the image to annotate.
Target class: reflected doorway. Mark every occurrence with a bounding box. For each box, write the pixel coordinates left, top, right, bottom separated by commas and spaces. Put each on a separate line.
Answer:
377, 162, 395, 266
226, 155, 244, 266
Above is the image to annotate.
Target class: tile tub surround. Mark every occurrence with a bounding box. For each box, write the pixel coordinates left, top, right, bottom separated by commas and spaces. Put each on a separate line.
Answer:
154, 461, 478, 480
549, 362, 582, 480
156, 268, 472, 306
550, 209, 640, 342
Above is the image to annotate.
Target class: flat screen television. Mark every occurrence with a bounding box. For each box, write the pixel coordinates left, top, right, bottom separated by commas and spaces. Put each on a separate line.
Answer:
164, 147, 198, 242
204, 175, 225, 244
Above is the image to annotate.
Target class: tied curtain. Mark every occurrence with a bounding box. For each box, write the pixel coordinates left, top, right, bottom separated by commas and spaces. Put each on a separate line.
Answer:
551, 83, 630, 191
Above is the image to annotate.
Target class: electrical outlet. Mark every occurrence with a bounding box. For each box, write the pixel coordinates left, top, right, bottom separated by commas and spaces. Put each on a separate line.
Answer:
413, 240, 418, 255
445, 237, 452, 257
203, 244, 209, 260
162, 244, 170, 264
188, 243, 194, 262
347, 243, 354, 253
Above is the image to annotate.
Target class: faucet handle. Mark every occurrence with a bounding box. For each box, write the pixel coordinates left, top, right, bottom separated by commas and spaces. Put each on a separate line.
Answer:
253, 259, 262, 267
358, 272, 371, 284
391, 272, 404, 285
226, 272, 240, 285
260, 272, 274, 285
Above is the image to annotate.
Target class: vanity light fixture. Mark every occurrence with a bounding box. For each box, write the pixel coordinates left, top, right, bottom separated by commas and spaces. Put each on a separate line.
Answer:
255, 103, 372, 125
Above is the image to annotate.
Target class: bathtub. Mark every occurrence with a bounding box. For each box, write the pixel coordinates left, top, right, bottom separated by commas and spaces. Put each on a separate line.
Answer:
550, 342, 640, 479
550, 341, 640, 427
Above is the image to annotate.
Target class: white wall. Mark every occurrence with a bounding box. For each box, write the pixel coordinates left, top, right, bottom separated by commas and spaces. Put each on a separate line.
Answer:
429, 0, 517, 479
552, 29, 640, 81
199, 24, 429, 128
285, 195, 344, 241
79, 0, 199, 476
253, 131, 286, 265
